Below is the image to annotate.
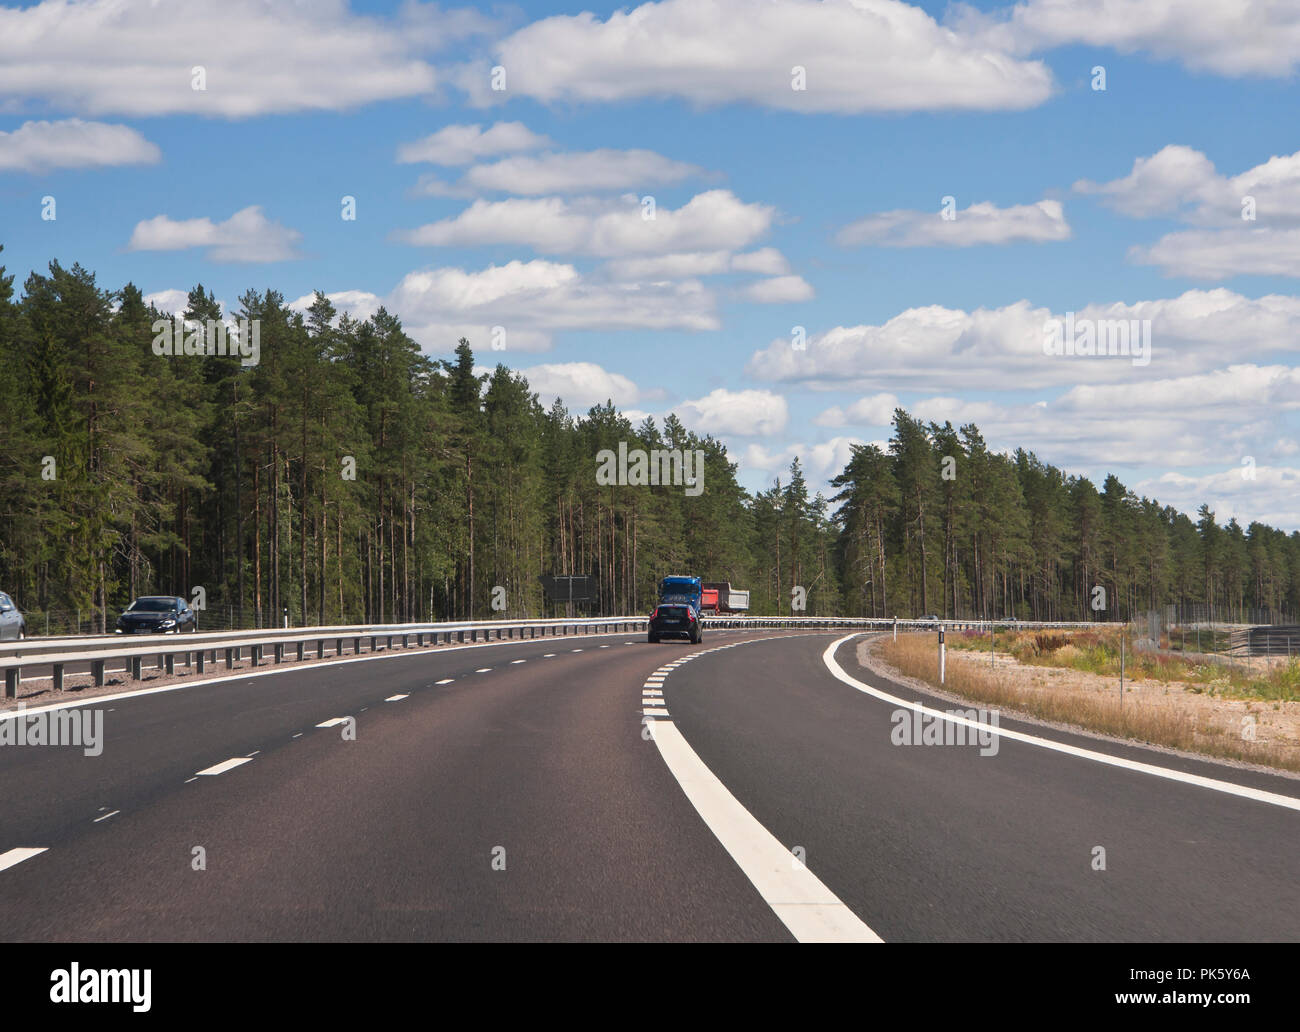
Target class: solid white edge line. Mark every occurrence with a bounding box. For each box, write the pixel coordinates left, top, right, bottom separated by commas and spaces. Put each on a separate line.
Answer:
0, 846, 48, 872
821, 634, 1300, 814
649, 719, 881, 943
195, 756, 252, 776
92, 810, 120, 823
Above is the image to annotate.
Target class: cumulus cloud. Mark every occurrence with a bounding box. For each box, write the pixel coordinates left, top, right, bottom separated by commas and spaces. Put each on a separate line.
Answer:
1136, 466, 1300, 531
814, 393, 901, 427
747, 289, 1300, 391
399, 190, 775, 257
0, 119, 160, 172
951, 0, 1300, 78
676, 388, 789, 436
1077, 145, 1300, 278
474, 0, 1053, 113
837, 199, 1070, 247
603, 247, 791, 281
127, 206, 303, 263
415, 148, 706, 196
517, 361, 643, 409
0, 0, 488, 117
738, 275, 815, 303
397, 122, 552, 166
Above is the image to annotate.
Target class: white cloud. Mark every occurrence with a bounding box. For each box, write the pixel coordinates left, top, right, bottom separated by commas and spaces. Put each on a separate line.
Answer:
738, 275, 815, 303
814, 393, 901, 426
389, 259, 718, 350
952, 0, 1300, 78
418, 148, 705, 196
0, 0, 485, 118
676, 388, 789, 437
747, 289, 1300, 391
742, 436, 879, 489
1077, 145, 1300, 278
518, 362, 642, 409
0, 119, 160, 172
287, 290, 384, 324
1131, 227, 1300, 280
127, 206, 303, 263
400, 190, 774, 257
603, 247, 791, 281
837, 199, 1070, 247
1136, 466, 1300, 529
397, 122, 552, 165
477, 0, 1053, 113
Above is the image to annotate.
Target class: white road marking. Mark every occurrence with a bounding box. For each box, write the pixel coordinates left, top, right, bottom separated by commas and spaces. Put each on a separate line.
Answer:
822, 634, 1300, 814
184, 776, 198, 783
649, 719, 881, 943
291, 733, 303, 739
476, 668, 492, 673
316, 717, 349, 728
599, 645, 611, 648
511, 659, 527, 664
571, 649, 583, 653
436, 678, 455, 685
385, 694, 408, 701
93, 810, 120, 823
195, 757, 252, 776
0, 847, 48, 872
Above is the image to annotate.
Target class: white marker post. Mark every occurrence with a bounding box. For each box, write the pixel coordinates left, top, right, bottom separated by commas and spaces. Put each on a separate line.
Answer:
938, 626, 946, 685
893, 617, 897, 642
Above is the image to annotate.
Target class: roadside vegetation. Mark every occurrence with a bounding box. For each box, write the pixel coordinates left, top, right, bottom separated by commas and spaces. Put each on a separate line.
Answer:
879, 632, 1300, 773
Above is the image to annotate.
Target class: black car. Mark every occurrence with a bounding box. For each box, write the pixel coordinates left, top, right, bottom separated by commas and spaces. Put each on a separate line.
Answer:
648, 603, 702, 644
115, 596, 198, 634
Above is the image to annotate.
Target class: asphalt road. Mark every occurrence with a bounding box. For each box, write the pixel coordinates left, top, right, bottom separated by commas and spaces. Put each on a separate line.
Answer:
1, 629, 1297, 941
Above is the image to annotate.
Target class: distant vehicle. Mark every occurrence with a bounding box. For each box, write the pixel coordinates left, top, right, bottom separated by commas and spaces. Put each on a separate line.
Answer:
0, 592, 26, 640
700, 587, 720, 611
701, 581, 750, 613
921, 614, 941, 625
115, 596, 198, 634
658, 576, 702, 609
649, 602, 702, 644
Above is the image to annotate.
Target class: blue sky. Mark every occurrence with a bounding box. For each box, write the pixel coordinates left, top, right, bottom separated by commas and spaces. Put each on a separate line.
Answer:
3, 0, 1299, 525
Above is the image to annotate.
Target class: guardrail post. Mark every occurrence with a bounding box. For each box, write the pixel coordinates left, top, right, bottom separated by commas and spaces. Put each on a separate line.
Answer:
295, 641, 304, 661
353, 637, 361, 654
4, 667, 17, 698
131, 656, 143, 680
275, 643, 285, 664
252, 645, 262, 667
93, 659, 106, 685
224, 648, 234, 669
196, 652, 205, 675
164, 654, 175, 676
51, 662, 64, 691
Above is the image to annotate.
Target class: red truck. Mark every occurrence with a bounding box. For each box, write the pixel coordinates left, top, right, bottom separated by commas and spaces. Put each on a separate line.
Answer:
701, 582, 750, 613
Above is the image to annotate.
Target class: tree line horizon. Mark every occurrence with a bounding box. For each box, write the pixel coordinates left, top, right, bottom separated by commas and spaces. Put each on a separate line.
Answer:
1, 253, 1295, 632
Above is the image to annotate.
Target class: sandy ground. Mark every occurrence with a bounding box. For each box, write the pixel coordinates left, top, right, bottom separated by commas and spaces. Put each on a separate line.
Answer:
859, 635, 1300, 778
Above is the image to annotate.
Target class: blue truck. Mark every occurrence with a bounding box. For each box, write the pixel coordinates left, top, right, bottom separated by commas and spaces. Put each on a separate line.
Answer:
649, 575, 704, 644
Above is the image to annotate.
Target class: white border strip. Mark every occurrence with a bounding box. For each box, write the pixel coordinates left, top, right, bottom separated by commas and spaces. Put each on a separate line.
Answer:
822, 634, 1300, 814
650, 719, 881, 943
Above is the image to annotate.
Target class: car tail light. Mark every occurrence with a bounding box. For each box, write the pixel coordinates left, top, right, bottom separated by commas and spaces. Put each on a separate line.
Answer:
651, 608, 659, 620
687, 609, 696, 621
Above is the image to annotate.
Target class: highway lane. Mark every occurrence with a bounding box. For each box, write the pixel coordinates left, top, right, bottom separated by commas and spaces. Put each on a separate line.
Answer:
659, 633, 1300, 941
0, 628, 803, 941
3, 626, 1297, 941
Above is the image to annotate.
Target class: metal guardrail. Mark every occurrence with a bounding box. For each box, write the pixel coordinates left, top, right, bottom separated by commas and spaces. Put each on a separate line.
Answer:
0, 615, 1099, 699
1228, 625, 1300, 658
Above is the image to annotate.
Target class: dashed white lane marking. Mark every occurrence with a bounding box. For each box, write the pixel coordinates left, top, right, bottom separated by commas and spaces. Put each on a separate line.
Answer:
599, 645, 611, 648
291, 733, 303, 739
316, 717, 350, 728
821, 634, 1300, 815
93, 810, 120, 823
195, 756, 252, 776
571, 649, 583, 653
543, 654, 556, 658
385, 694, 408, 701
436, 678, 455, 685
644, 709, 670, 717
648, 719, 881, 943
643, 690, 663, 696
184, 777, 198, 783
511, 659, 527, 664
0, 847, 48, 872
475, 668, 492, 673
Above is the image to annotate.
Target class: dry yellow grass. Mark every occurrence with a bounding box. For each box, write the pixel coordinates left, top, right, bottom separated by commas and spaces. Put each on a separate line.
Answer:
877, 633, 1300, 773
